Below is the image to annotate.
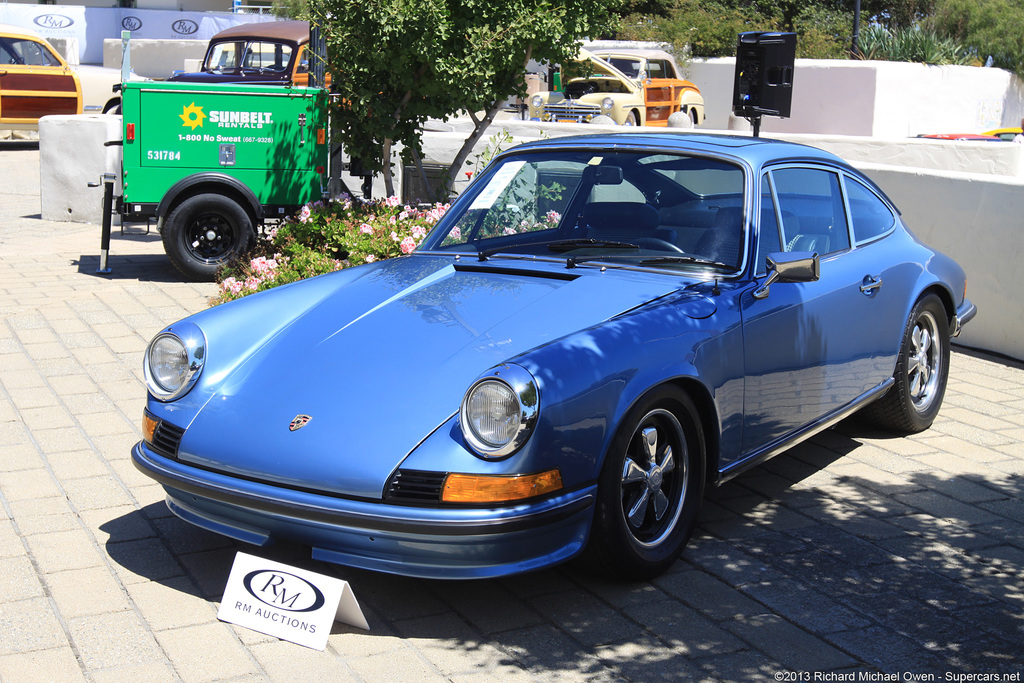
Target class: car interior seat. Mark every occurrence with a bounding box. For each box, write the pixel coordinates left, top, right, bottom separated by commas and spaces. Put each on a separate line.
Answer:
582, 202, 676, 245
694, 207, 743, 267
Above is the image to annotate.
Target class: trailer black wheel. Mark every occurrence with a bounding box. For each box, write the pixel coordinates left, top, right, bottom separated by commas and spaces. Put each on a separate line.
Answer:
163, 193, 253, 281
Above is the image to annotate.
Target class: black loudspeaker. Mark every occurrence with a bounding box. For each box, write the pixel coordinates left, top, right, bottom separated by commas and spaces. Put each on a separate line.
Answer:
732, 32, 796, 119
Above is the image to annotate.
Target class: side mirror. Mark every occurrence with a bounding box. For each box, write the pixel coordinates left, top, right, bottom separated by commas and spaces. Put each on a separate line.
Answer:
752, 251, 820, 300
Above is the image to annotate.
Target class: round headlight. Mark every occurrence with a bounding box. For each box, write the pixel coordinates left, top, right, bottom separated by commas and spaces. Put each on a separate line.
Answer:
144, 322, 206, 401
601, 97, 614, 111
460, 364, 539, 459
531, 94, 544, 108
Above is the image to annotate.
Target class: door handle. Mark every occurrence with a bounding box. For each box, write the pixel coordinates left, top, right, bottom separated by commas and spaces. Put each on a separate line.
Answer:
860, 275, 883, 294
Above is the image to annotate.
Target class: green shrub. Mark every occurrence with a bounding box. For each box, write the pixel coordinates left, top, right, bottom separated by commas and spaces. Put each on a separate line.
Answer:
857, 24, 975, 65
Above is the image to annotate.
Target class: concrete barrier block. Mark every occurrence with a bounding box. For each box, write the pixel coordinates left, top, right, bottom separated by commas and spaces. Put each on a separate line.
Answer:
39, 115, 122, 225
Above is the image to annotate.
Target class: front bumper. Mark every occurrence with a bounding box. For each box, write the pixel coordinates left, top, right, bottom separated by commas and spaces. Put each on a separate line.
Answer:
952, 298, 977, 337
132, 441, 595, 579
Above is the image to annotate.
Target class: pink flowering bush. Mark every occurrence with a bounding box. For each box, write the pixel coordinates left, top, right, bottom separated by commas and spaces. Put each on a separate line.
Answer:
211, 195, 448, 306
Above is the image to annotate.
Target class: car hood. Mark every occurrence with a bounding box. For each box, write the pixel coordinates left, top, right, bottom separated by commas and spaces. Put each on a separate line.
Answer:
176, 257, 698, 498
167, 71, 288, 85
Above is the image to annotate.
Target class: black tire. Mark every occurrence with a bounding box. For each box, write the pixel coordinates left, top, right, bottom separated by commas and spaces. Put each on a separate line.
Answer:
162, 193, 253, 282
580, 386, 705, 580
864, 293, 950, 433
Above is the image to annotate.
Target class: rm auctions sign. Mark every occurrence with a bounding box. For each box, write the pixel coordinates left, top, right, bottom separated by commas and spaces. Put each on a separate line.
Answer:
219, 552, 368, 650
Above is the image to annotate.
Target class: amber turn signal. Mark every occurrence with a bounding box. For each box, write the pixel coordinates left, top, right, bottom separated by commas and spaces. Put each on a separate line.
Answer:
142, 411, 159, 443
441, 469, 563, 503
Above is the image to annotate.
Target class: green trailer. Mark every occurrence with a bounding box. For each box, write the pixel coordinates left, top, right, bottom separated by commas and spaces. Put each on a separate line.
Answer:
119, 80, 329, 280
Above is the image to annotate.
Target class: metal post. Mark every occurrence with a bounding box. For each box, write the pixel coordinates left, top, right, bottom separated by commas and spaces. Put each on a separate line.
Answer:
88, 173, 118, 274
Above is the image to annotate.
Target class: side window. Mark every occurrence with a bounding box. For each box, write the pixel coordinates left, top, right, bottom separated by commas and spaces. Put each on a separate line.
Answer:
243, 42, 293, 71
756, 174, 782, 274
771, 167, 851, 255
0, 39, 16, 64
845, 176, 896, 243
8, 39, 60, 66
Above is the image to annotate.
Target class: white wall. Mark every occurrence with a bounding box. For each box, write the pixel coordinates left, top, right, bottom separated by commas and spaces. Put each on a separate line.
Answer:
859, 163, 1023, 360
102, 38, 207, 79
0, 5, 272, 64
688, 58, 1024, 139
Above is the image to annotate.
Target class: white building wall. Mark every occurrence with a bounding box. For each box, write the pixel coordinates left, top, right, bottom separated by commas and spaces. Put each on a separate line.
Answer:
688, 58, 1024, 139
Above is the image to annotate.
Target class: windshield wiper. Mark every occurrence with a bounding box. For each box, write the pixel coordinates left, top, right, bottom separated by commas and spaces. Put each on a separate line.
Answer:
477, 238, 639, 261
639, 255, 730, 268
566, 253, 730, 269
545, 238, 641, 252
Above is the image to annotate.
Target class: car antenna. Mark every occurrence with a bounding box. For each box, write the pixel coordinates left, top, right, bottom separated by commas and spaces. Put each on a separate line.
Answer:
712, 278, 721, 296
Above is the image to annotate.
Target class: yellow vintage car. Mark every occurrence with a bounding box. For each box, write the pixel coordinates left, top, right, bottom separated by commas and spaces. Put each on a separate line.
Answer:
0, 23, 82, 129
528, 48, 704, 127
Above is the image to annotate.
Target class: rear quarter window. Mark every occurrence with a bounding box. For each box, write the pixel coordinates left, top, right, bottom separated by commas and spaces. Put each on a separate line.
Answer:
846, 177, 896, 243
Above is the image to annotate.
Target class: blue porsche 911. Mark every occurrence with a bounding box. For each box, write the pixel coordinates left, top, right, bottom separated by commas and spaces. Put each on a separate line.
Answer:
133, 133, 976, 580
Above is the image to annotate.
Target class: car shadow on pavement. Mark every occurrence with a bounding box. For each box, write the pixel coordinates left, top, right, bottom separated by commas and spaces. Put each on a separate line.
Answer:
100, 425, 1024, 675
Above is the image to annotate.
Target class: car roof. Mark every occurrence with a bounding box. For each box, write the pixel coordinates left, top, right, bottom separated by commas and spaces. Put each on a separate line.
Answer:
589, 48, 677, 63
209, 20, 309, 44
0, 23, 48, 40
507, 132, 853, 168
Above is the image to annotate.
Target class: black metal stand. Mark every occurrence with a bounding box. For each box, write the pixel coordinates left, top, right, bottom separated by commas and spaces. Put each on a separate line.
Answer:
750, 114, 762, 138
88, 173, 117, 274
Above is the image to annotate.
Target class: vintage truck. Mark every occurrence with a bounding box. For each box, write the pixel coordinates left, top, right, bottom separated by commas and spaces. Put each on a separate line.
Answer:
118, 79, 329, 280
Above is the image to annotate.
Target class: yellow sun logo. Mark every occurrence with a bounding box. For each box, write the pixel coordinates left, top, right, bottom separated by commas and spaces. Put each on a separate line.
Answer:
179, 103, 207, 130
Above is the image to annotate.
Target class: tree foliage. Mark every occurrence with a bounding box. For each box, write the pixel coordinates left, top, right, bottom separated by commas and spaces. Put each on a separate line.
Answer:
929, 0, 1024, 74
615, 0, 854, 59
308, 0, 615, 198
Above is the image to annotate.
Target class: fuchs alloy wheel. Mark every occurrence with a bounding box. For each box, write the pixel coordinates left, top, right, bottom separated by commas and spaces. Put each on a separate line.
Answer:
864, 293, 950, 433
582, 386, 705, 580
163, 193, 253, 282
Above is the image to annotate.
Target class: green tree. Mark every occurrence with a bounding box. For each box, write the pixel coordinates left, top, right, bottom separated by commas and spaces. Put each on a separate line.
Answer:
615, 0, 853, 59
308, 0, 615, 198
929, 0, 1024, 74
614, 0, 942, 59
271, 0, 308, 19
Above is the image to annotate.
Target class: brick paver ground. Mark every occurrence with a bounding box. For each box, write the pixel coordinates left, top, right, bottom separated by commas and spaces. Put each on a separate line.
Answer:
2, 141, 1022, 682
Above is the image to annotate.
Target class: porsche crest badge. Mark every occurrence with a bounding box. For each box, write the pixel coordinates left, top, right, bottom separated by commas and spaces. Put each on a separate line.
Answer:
289, 414, 312, 431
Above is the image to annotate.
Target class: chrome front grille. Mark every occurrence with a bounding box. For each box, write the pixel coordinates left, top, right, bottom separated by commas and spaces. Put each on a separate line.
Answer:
539, 101, 601, 123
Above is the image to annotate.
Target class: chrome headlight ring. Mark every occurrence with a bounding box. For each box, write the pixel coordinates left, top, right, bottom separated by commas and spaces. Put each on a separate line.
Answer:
460, 364, 539, 459
601, 97, 614, 111
531, 94, 544, 109
143, 321, 206, 402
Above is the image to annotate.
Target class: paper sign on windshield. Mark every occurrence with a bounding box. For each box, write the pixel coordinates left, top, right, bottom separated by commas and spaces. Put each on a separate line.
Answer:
468, 160, 526, 210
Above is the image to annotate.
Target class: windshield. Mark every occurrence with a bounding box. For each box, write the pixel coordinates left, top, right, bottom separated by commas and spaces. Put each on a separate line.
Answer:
420, 150, 748, 272
205, 40, 294, 72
